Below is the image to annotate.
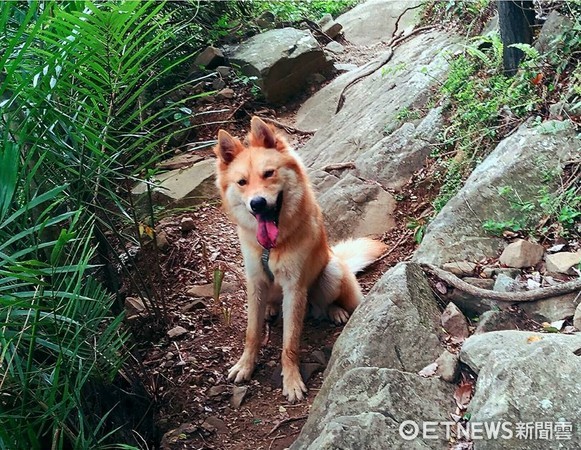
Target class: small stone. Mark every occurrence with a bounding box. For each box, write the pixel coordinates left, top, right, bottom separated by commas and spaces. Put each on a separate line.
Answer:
300, 362, 323, 382
325, 41, 345, 54
207, 385, 228, 397
125, 296, 146, 319
216, 88, 235, 100
493, 273, 524, 293
574, 303, 581, 331
474, 310, 519, 334
180, 216, 196, 231
230, 386, 249, 408
334, 63, 358, 72
194, 46, 225, 69
212, 78, 226, 90
498, 239, 544, 268
442, 261, 477, 276
463, 277, 495, 290
435, 350, 459, 383
156, 231, 169, 250
545, 251, 581, 275
441, 302, 469, 339
186, 281, 237, 298
201, 416, 228, 434
167, 326, 188, 339
182, 299, 207, 312
215, 65, 231, 77
311, 349, 328, 366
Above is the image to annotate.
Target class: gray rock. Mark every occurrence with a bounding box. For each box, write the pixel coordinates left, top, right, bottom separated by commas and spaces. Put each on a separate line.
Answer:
216, 88, 235, 100
211, 78, 226, 90
292, 368, 454, 450
293, 263, 447, 448
414, 121, 578, 265
167, 326, 188, 339
180, 216, 196, 231
186, 281, 238, 298
441, 302, 469, 339
132, 159, 217, 211
295, 31, 457, 161
474, 310, 519, 334
535, 11, 573, 54
355, 108, 444, 190
519, 291, 580, 322
575, 303, 581, 330
435, 350, 459, 383
468, 340, 581, 450
499, 239, 544, 268
318, 13, 343, 39
333, 62, 358, 72
156, 231, 169, 250
230, 386, 248, 408
459, 330, 581, 374
125, 296, 146, 319
442, 260, 478, 277
158, 153, 203, 171
493, 273, 523, 293
224, 28, 331, 104
325, 40, 345, 54
215, 66, 231, 77
206, 385, 227, 397
337, 0, 422, 46
194, 46, 224, 70
545, 251, 581, 274
317, 174, 396, 241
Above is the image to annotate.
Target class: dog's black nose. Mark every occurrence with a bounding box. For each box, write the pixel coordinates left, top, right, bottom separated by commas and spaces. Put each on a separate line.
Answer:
250, 196, 267, 213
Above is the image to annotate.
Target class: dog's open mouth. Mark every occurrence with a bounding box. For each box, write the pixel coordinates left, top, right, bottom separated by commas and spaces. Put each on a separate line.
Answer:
255, 192, 283, 249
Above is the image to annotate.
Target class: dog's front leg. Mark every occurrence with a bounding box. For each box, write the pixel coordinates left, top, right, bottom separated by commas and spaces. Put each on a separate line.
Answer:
228, 278, 267, 382
280, 281, 308, 402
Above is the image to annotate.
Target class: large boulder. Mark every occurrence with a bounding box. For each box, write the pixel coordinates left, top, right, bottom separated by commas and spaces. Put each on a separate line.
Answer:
465, 338, 581, 450
414, 121, 579, 265
296, 30, 458, 167
292, 263, 453, 449
317, 173, 396, 241
337, 0, 422, 46
224, 28, 331, 104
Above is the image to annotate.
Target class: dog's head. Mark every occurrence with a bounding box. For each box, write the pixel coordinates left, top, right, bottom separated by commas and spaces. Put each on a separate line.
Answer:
214, 117, 305, 249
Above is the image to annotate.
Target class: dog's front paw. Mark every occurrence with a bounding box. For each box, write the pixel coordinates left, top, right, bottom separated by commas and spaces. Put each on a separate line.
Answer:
228, 356, 255, 383
282, 369, 307, 403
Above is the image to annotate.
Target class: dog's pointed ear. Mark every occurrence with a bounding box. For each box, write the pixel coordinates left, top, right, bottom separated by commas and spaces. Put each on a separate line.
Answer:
249, 116, 277, 149
215, 129, 243, 164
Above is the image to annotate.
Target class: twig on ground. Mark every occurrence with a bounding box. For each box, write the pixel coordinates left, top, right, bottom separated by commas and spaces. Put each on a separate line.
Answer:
376, 231, 413, 263
267, 415, 308, 437
322, 161, 356, 172
421, 263, 581, 302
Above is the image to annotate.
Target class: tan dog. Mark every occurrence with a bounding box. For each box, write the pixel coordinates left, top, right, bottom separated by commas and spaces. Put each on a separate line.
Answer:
214, 117, 386, 402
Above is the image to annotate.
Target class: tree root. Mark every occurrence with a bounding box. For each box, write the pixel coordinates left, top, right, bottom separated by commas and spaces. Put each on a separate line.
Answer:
421, 263, 581, 303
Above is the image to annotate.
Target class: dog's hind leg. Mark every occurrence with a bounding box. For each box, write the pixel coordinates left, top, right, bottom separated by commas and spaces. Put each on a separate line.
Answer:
331, 264, 362, 323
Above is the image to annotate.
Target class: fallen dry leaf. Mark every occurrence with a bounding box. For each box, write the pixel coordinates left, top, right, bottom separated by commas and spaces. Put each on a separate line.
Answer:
527, 335, 543, 343
418, 362, 438, 378
454, 380, 473, 410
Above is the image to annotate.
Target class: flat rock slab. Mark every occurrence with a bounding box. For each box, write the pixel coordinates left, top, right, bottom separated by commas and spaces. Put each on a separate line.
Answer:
337, 0, 422, 46
414, 121, 578, 265
132, 159, 217, 211
225, 27, 331, 104
296, 30, 458, 167
459, 330, 581, 374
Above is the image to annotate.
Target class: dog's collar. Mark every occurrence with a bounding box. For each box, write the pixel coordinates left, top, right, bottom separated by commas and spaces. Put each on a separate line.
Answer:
261, 248, 275, 281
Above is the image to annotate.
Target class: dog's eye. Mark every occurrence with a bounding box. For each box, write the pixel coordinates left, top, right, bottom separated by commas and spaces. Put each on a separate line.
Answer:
263, 170, 275, 179
237, 179, 247, 186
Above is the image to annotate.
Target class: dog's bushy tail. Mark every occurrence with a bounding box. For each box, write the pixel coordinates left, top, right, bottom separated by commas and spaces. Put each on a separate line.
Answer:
332, 238, 387, 274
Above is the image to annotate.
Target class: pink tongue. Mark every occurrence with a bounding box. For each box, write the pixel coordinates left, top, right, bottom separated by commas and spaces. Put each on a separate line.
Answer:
256, 216, 278, 249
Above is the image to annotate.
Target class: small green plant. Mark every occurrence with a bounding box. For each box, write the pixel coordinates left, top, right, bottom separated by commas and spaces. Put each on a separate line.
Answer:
407, 218, 427, 244
396, 106, 421, 121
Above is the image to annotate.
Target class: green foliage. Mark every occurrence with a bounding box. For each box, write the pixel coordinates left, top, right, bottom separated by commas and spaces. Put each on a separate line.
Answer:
0, 0, 205, 447
253, 0, 359, 22
482, 186, 581, 238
